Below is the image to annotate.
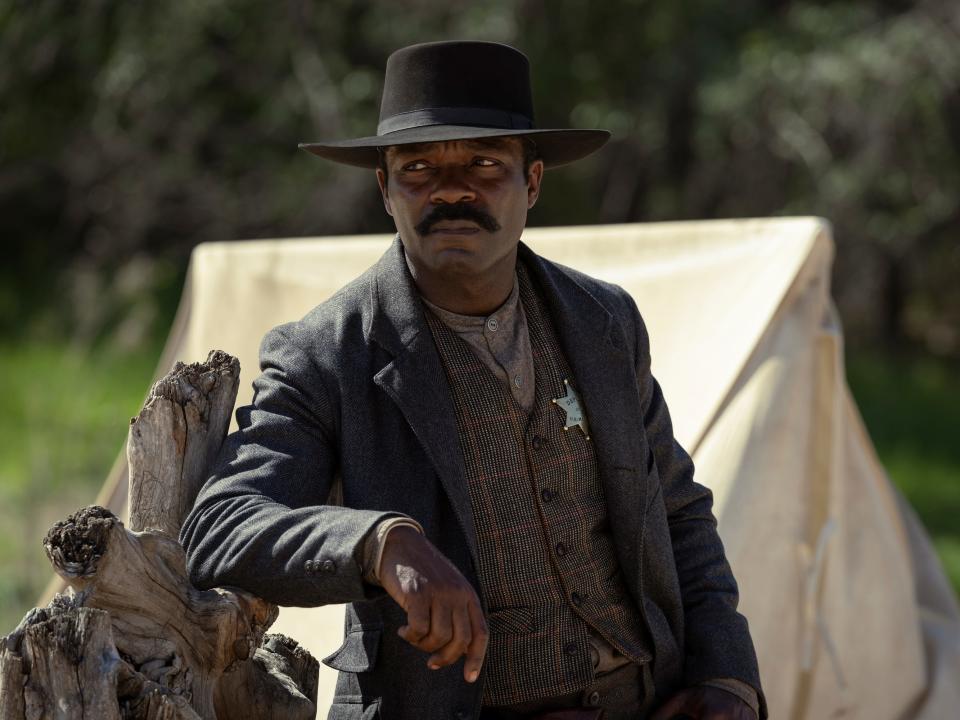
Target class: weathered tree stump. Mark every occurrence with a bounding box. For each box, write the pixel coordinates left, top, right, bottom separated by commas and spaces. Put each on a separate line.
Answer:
1, 599, 122, 720
128, 350, 241, 536
0, 597, 201, 720
0, 350, 319, 719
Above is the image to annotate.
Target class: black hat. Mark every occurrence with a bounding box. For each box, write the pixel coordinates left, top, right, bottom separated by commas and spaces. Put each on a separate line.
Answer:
299, 41, 610, 169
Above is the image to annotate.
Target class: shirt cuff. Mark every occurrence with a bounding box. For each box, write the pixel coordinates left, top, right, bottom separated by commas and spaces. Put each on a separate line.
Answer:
361, 516, 425, 585
700, 678, 759, 718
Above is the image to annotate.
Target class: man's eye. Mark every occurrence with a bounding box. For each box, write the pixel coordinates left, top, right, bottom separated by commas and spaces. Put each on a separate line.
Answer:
474, 158, 498, 167
402, 161, 429, 171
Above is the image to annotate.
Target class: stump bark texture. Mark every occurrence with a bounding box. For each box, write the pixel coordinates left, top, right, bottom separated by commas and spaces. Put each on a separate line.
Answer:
0, 350, 320, 719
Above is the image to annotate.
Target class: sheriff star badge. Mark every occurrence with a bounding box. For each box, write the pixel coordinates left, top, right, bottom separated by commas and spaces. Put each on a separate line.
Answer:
552, 379, 591, 440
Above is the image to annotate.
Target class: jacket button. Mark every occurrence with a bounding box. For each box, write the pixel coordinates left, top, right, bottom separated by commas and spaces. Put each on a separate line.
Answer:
563, 641, 578, 656
531, 435, 543, 450
541, 488, 555, 502
304, 560, 315, 574
555, 542, 567, 557
587, 690, 601, 706
571, 591, 583, 606
320, 559, 336, 575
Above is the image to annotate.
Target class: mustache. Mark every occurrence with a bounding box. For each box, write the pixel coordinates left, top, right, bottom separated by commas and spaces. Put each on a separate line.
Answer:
414, 202, 501, 236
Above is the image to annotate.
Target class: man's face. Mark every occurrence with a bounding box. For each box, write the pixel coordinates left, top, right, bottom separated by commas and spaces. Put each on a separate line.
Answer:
376, 137, 544, 283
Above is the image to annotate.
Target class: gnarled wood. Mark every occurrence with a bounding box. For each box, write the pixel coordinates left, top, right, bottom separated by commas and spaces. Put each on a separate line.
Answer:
1, 598, 121, 720
215, 634, 319, 719
127, 350, 240, 536
45, 505, 280, 719
1, 349, 319, 719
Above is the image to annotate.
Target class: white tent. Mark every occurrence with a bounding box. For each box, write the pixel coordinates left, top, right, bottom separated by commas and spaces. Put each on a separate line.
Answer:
84, 217, 960, 719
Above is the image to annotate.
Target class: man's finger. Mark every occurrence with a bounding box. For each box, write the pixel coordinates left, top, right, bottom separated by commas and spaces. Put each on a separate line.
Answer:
398, 599, 431, 644
420, 600, 454, 656
428, 602, 472, 669
463, 598, 488, 683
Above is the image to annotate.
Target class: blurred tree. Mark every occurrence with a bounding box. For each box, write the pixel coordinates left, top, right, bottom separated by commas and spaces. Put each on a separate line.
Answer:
1, 0, 957, 354
688, 2, 960, 351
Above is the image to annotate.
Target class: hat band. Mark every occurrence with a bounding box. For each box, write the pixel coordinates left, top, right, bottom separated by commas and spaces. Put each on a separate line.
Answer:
377, 106, 534, 135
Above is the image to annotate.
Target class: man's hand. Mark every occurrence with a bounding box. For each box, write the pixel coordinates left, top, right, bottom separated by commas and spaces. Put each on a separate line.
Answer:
378, 526, 488, 683
651, 686, 756, 720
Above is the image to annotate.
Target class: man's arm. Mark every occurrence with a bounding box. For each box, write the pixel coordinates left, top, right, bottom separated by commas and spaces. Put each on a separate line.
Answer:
180, 324, 490, 680
179, 324, 401, 607
625, 292, 765, 717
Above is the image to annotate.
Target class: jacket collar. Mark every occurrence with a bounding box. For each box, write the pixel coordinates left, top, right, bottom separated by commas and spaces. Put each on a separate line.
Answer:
367, 236, 424, 353
368, 236, 626, 358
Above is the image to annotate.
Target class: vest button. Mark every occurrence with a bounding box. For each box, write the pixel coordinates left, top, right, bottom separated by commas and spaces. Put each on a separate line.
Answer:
571, 591, 583, 606
555, 542, 567, 557
541, 488, 555, 502
563, 641, 578, 656
532, 435, 543, 450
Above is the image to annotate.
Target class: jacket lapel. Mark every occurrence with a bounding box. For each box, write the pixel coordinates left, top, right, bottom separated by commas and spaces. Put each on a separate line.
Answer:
519, 243, 648, 581
369, 238, 479, 567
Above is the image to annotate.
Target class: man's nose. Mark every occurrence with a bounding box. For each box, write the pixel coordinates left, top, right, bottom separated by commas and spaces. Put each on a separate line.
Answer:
428, 166, 477, 205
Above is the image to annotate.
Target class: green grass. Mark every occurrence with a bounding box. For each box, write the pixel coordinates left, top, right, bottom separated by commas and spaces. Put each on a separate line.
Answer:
0, 342, 160, 632
845, 350, 960, 594
0, 342, 956, 634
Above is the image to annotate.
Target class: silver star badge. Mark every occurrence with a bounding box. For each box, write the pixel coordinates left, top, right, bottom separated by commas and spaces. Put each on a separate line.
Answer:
552, 378, 591, 440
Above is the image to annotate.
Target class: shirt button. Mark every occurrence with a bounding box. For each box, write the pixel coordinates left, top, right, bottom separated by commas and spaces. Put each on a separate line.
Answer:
541, 488, 555, 502
555, 542, 567, 557
513, 374, 522, 388
320, 559, 336, 575
486, 317, 499, 332
564, 641, 578, 656
531, 435, 543, 450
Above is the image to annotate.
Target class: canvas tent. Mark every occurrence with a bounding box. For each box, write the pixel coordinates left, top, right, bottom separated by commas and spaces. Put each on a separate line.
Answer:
75, 217, 959, 719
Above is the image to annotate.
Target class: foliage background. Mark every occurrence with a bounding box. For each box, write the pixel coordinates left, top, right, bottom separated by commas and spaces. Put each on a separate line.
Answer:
1, 0, 958, 632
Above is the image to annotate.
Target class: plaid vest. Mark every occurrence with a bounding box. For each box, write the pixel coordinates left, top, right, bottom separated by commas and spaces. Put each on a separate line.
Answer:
424, 264, 652, 707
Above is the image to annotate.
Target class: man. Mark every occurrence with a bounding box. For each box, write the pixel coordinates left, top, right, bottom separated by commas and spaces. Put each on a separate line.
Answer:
180, 41, 764, 720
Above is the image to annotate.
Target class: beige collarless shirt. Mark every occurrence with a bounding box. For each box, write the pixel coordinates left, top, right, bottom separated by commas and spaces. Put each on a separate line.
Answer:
420, 273, 536, 414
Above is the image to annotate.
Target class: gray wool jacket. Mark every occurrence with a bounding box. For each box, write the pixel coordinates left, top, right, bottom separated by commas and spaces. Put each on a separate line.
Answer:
179, 237, 765, 720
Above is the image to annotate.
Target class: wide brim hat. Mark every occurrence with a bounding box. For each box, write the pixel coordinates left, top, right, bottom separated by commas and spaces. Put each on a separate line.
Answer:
299, 41, 610, 169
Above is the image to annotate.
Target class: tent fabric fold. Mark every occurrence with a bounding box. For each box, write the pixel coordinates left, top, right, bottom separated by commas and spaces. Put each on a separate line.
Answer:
68, 218, 959, 718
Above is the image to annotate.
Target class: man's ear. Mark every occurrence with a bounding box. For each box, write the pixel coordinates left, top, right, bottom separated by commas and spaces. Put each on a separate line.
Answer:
376, 168, 393, 216
526, 159, 544, 209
